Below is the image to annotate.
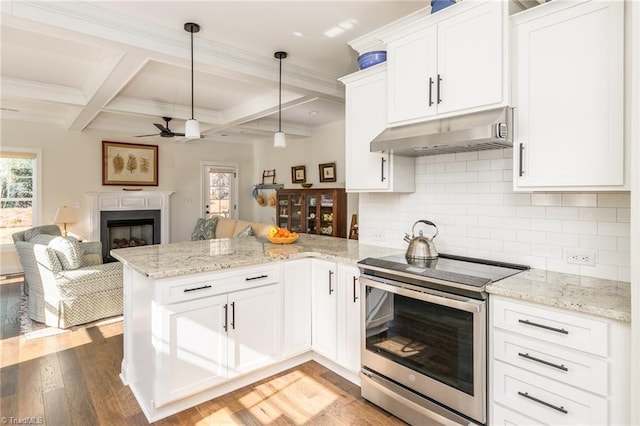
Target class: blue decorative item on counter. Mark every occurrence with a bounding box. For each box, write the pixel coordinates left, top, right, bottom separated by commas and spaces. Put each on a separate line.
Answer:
431, 0, 456, 13
357, 51, 387, 70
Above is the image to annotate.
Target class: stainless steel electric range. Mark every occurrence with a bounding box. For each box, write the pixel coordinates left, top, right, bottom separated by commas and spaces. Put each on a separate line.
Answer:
357, 253, 529, 425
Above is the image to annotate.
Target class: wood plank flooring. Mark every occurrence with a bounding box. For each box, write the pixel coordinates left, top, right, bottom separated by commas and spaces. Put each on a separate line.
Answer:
0, 278, 406, 425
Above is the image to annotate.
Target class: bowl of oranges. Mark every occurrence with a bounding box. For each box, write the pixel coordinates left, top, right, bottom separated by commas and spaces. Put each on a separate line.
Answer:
266, 227, 298, 244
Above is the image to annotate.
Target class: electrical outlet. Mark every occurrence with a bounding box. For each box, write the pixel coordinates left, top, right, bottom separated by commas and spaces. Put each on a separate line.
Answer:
372, 232, 384, 242
566, 249, 596, 266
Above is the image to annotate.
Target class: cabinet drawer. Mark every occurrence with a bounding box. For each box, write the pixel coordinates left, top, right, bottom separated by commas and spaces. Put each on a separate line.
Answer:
493, 330, 607, 396
493, 361, 607, 425
492, 403, 543, 426
492, 297, 608, 357
159, 265, 281, 304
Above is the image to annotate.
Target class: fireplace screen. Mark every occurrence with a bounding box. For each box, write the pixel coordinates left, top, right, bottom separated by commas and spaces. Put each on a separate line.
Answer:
100, 209, 161, 262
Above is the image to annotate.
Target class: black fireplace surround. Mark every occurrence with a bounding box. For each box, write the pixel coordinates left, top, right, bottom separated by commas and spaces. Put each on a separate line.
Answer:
100, 210, 161, 262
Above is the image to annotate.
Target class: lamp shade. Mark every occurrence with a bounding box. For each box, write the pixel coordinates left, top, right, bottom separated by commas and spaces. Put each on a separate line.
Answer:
185, 119, 201, 139
274, 131, 286, 148
53, 205, 76, 224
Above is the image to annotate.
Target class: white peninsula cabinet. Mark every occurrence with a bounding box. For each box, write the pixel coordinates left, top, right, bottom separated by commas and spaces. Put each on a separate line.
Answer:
512, 0, 626, 190
339, 64, 415, 193
311, 259, 362, 378
282, 259, 312, 357
490, 296, 630, 425
121, 263, 283, 420
384, 0, 506, 125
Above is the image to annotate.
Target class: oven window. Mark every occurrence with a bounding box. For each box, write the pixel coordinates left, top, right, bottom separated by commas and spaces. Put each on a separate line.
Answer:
365, 286, 475, 395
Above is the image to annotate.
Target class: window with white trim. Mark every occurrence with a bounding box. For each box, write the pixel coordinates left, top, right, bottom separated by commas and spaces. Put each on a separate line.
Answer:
1, 150, 39, 245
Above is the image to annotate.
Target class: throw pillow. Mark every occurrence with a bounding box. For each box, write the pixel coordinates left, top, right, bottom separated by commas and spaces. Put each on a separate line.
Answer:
48, 236, 83, 270
235, 224, 254, 237
191, 217, 218, 240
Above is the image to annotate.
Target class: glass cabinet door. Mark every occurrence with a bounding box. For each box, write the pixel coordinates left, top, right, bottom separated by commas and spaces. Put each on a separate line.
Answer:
306, 194, 318, 234
290, 194, 303, 233
319, 193, 335, 236
277, 194, 289, 229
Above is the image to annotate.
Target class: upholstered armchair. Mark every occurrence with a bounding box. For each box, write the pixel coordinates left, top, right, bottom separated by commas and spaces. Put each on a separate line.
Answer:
12, 225, 123, 328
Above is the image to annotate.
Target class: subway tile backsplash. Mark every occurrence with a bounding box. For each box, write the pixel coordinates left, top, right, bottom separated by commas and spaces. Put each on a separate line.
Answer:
359, 148, 631, 281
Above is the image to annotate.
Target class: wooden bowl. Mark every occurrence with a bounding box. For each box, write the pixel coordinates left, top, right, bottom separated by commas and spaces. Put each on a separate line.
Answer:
301, 183, 313, 189
266, 235, 298, 244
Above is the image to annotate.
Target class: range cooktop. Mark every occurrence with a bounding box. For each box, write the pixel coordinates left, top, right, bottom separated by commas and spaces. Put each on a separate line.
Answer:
358, 253, 529, 296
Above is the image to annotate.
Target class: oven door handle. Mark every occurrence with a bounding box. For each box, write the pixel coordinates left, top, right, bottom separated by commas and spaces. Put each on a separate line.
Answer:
360, 275, 483, 313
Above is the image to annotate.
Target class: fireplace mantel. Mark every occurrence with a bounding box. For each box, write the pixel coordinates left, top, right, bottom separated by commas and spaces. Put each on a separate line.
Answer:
86, 191, 174, 244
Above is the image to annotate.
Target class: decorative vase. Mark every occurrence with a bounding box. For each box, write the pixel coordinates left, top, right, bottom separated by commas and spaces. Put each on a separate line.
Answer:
431, 0, 456, 13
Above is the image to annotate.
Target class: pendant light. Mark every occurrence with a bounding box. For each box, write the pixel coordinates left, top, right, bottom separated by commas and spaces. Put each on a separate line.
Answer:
184, 22, 200, 139
274, 51, 287, 148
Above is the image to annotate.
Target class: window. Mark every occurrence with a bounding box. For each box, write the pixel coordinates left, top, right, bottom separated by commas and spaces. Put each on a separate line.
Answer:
1, 149, 41, 245
202, 163, 237, 219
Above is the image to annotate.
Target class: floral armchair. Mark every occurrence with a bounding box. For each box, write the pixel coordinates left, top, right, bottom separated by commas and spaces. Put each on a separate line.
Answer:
12, 225, 123, 328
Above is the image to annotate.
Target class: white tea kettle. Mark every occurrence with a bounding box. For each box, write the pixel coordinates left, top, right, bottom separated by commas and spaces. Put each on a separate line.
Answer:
404, 220, 439, 261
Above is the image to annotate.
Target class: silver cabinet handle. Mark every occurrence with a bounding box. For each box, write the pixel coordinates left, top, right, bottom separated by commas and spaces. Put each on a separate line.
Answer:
519, 143, 525, 176
230, 301, 235, 330
518, 352, 568, 371
223, 303, 228, 332
184, 284, 211, 293
328, 270, 334, 295
428, 77, 434, 107
381, 157, 386, 182
518, 319, 568, 334
437, 74, 442, 104
518, 391, 568, 414
353, 276, 358, 303
246, 274, 268, 281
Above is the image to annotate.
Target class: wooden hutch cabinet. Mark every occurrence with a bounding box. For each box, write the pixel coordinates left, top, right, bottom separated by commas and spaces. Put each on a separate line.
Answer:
276, 188, 347, 238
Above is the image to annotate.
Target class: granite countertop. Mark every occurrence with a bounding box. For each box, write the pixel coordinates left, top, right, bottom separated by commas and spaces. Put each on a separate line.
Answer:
110, 233, 403, 280
487, 268, 631, 322
112, 236, 631, 322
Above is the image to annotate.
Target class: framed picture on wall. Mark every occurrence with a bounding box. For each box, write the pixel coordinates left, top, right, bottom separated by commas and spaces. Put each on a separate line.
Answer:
291, 165, 306, 183
319, 162, 336, 183
102, 141, 158, 186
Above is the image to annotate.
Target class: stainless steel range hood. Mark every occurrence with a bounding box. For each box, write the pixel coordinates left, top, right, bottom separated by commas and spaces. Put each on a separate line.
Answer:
371, 107, 514, 157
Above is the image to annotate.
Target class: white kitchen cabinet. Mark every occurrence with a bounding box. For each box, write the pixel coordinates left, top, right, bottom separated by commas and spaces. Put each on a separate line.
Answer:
156, 283, 281, 406
282, 259, 312, 357
227, 284, 282, 379
339, 64, 415, 193
155, 294, 228, 406
312, 259, 338, 359
385, 1, 505, 125
490, 295, 630, 425
337, 264, 361, 372
512, 0, 626, 190
312, 260, 363, 374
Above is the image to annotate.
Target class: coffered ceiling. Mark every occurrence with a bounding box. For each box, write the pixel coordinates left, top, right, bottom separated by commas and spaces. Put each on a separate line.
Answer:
0, 1, 425, 144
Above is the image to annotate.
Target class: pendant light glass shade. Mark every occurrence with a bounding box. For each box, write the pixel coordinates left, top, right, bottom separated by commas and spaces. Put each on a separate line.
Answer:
274, 131, 286, 148
185, 22, 201, 139
185, 119, 200, 139
274, 51, 287, 148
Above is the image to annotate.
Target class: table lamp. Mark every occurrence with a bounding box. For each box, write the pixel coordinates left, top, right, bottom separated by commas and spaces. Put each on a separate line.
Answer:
53, 205, 76, 237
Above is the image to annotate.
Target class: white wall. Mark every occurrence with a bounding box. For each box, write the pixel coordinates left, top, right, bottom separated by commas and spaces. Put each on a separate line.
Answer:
252, 120, 358, 235
359, 148, 630, 281
0, 120, 255, 272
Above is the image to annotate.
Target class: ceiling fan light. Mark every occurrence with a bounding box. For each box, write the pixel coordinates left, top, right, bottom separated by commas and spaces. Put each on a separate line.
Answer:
274, 131, 286, 148
185, 119, 200, 139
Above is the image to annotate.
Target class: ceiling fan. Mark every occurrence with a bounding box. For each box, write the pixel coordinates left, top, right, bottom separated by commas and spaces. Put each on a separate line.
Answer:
136, 116, 202, 138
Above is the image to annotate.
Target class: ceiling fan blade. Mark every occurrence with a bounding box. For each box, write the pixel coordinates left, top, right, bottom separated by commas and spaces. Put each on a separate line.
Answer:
136, 133, 160, 137
172, 132, 186, 137
154, 123, 168, 132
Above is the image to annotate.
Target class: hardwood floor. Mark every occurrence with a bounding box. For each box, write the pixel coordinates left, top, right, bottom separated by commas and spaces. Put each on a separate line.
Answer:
0, 278, 405, 425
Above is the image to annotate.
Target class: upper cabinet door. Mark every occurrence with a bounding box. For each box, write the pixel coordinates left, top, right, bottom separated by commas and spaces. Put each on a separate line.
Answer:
387, 26, 438, 124
436, 1, 504, 115
512, 0, 625, 190
386, 1, 506, 125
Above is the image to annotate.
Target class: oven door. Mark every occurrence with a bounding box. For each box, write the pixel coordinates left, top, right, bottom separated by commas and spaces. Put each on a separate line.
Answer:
361, 274, 486, 424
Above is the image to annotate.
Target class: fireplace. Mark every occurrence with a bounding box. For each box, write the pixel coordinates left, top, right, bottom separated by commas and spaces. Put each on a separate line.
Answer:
101, 210, 161, 262
87, 191, 174, 262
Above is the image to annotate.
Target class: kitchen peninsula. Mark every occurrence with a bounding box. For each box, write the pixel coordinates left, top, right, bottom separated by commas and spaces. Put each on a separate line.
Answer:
111, 234, 402, 422
112, 234, 631, 424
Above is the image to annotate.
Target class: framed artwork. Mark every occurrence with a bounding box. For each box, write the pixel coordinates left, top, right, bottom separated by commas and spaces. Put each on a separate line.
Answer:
291, 165, 306, 183
319, 162, 336, 183
102, 141, 158, 186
